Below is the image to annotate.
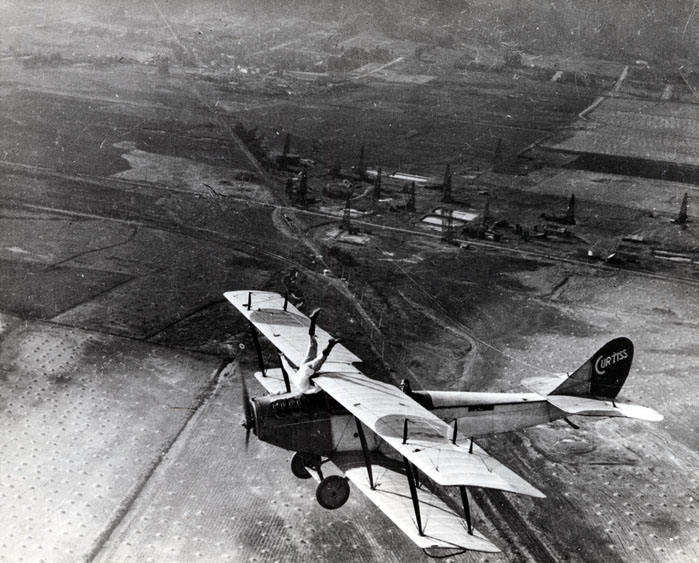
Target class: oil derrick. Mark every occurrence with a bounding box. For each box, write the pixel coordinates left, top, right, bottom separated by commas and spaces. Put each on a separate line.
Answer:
282, 133, 291, 158
341, 197, 352, 231
482, 200, 492, 226
296, 165, 308, 205
565, 193, 576, 225
407, 181, 416, 212
541, 193, 576, 225
441, 163, 453, 203
276, 133, 299, 170
493, 138, 503, 169
329, 157, 342, 177
357, 144, 366, 181
672, 192, 689, 224
156, 55, 169, 76
441, 207, 455, 243
373, 167, 382, 199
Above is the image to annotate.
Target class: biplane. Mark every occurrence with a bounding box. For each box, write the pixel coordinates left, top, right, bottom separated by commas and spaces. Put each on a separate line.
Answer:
226, 290, 662, 555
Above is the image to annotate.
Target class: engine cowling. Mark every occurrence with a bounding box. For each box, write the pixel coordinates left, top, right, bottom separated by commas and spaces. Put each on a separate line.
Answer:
251, 392, 334, 456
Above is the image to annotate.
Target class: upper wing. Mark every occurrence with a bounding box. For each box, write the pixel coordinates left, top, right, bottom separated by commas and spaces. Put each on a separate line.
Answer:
224, 290, 360, 367
315, 368, 544, 496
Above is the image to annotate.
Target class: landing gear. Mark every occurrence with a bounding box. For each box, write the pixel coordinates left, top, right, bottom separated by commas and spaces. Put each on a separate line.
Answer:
316, 475, 350, 509
291, 453, 351, 509
290, 452, 313, 479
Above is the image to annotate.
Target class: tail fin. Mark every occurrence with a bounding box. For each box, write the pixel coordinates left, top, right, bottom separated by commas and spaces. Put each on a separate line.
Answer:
523, 337, 634, 399
523, 337, 663, 422
551, 337, 633, 399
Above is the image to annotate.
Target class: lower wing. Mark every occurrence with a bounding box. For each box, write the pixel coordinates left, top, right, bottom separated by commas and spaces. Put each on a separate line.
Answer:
331, 452, 500, 553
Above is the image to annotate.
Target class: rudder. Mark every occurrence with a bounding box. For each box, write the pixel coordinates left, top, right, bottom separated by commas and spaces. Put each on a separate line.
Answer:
551, 337, 634, 399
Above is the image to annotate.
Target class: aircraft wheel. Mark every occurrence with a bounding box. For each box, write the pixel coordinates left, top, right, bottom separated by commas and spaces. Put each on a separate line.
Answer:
316, 475, 350, 510
290, 452, 312, 479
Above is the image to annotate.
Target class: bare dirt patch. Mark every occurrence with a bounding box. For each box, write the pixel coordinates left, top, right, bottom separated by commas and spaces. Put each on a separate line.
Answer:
2, 5, 699, 562
0, 260, 131, 320
0, 320, 217, 563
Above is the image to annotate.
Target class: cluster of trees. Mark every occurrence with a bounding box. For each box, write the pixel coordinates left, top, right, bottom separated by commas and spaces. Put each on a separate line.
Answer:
282, 0, 699, 65
374, 0, 699, 64
21, 52, 69, 68
30, 0, 699, 74
327, 46, 392, 72
170, 42, 198, 67
21, 51, 136, 69
264, 49, 323, 73
461, 0, 699, 63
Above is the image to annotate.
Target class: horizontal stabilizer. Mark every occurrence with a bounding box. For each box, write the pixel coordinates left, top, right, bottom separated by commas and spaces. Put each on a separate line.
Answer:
521, 374, 567, 396
547, 395, 663, 422
332, 453, 500, 553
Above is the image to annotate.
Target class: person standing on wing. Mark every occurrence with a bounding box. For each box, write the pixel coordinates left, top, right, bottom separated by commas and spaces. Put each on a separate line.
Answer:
293, 309, 341, 394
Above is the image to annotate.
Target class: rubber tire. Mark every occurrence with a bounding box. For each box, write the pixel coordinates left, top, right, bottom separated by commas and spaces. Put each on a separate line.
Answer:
290, 452, 312, 479
316, 475, 350, 510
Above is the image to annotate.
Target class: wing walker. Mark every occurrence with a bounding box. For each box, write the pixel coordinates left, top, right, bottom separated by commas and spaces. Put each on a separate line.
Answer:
226, 290, 662, 556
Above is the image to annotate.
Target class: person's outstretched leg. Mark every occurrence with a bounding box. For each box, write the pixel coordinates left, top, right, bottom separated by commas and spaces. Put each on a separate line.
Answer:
322, 337, 342, 357
308, 308, 321, 336
302, 334, 318, 364
307, 338, 342, 373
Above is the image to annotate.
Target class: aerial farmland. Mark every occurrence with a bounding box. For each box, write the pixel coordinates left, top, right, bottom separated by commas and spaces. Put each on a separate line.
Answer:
1, 2, 698, 562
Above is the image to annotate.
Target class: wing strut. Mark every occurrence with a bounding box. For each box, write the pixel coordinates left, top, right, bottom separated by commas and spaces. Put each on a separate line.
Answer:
277, 353, 292, 393
459, 486, 473, 534
248, 320, 266, 377
354, 417, 374, 489
402, 456, 423, 536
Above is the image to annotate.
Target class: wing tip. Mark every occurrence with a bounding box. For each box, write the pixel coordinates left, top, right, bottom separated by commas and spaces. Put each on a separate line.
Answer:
421, 530, 502, 553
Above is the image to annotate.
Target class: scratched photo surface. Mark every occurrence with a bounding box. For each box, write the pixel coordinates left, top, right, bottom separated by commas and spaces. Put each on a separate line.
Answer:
1, 2, 698, 562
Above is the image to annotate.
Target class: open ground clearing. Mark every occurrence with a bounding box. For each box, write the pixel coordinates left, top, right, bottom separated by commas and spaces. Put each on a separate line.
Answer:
1, 5, 698, 563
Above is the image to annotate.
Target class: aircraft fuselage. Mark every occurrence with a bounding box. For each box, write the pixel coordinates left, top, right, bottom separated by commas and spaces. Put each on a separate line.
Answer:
412, 391, 566, 437
249, 388, 567, 458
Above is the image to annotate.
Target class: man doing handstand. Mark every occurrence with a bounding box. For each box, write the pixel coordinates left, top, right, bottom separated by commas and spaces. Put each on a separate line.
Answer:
292, 309, 341, 394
